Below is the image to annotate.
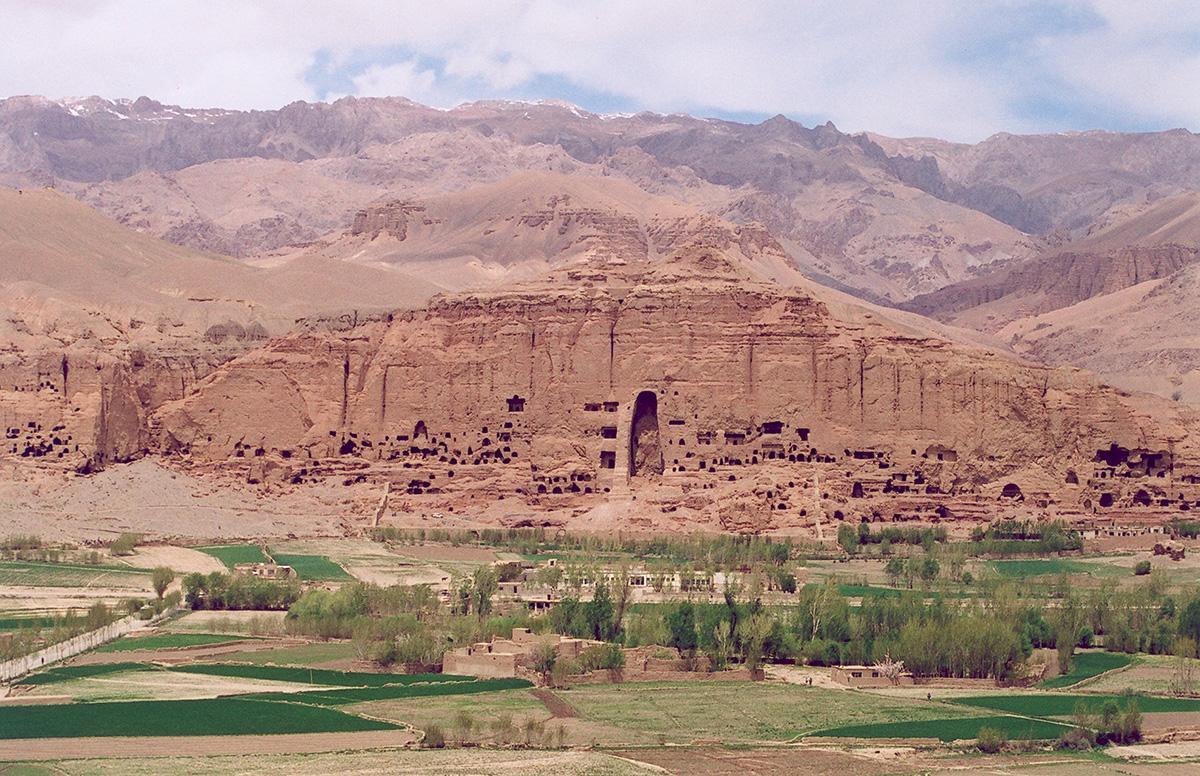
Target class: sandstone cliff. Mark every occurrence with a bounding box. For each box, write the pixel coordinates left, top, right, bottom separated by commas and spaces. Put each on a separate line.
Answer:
154, 238, 1200, 533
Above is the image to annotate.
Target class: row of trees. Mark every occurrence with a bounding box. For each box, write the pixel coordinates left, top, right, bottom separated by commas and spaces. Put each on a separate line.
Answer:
369, 526, 802, 567
181, 571, 300, 611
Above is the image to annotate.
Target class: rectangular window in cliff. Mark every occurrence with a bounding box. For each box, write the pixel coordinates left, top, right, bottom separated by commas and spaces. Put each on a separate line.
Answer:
604, 401, 620, 412
600, 451, 616, 469
507, 395, 526, 412
601, 426, 617, 439
761, 421, 783, 434
584, 403, 601, 412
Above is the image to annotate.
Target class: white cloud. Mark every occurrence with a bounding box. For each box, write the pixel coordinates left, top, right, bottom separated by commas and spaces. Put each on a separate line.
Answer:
0, 0, 1196, 140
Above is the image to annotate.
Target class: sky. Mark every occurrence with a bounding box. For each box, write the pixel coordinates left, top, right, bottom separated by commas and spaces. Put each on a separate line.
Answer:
1, 0, 1198, 141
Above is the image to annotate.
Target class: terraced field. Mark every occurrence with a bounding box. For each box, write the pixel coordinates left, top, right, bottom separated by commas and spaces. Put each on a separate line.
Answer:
0, 698, 396, 739
195, 545, 270, 568
952, 693, 1200, 715
814, 714, 1071, 741
97, 633, 250, 653
0, 560, 150, 588
5, 661, 533, 740
268, 552, 351, 581
1040, 651, 1132, 688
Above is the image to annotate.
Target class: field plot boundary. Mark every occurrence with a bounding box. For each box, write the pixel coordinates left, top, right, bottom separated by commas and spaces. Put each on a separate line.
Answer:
0, 729, 418, 761
811, 714, 1073, 741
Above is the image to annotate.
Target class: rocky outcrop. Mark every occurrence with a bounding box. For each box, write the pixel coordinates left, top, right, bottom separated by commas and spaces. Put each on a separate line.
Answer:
904, 244, 1200, 323
349, 201, 429, 239
153, 245, 1200, 532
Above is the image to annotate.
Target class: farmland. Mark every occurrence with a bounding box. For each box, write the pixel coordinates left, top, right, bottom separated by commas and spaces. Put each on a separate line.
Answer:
0, 698, 397, 739
1040, 651, 1133, 688
814, 714, 1072, 741
195, 544, 270, 568
0, 560, 150, 588
269, 552, 352, 581
97, 632, 249, 652
952, 693, 1200, 715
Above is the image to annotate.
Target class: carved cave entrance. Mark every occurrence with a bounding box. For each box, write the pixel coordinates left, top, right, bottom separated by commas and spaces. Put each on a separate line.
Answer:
629, 390, 664, 478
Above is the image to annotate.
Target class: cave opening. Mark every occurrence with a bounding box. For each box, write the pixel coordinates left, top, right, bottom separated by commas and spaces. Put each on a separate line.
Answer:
629, 390, 664, 478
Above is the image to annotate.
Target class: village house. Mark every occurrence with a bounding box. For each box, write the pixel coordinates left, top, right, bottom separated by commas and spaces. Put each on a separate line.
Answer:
830, 664, 914, 688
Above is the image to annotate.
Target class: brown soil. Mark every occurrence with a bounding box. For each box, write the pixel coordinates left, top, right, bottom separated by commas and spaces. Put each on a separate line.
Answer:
0, 729, 418, 761
530, 688, 578, 718
396, 544, 499, 563
1139, 711, 1200, 733
611, 747, 919, 776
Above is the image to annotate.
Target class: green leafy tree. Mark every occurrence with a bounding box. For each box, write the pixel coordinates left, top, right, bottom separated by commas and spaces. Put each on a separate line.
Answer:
151, 566, 175, 600
837, 523, 859, 554
472, 566, 498, 616
584, 581, 615, 640
667, 601, 698, 656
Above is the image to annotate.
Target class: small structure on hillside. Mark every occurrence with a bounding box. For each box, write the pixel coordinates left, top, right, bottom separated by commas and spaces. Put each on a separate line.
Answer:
442, 628, 601, 678
830, 664, 914, 687
233, 562, 295, 580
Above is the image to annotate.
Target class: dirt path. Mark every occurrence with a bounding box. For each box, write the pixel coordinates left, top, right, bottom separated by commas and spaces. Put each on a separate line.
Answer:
530, 688, 578, 718
0, 729, 418, 761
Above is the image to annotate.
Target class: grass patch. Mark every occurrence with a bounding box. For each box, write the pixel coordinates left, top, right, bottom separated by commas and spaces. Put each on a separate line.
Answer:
0, 615, 57, 631
16, 663, 157, 686
201, 641, 357, 666
351, 687, 547, 730
0, 561, 149, 588
242, 677, 532, 706
269, 553, 351, 581
814, 715, 1071, 741
988, 559, 1118, 579
0, 698, 395, 739
1040, 651, 1133, 688
559, 681, 985, 744
172, 664, 473, 687
195, 544, 270, 568
952, 693, 1200, 715
96, 633, 248, 653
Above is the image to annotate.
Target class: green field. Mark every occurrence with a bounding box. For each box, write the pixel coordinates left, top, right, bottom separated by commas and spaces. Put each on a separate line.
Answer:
195, 544, 270, 568
0, 615, 57, 631
97, 633, 249, 653
813, 714, 1071, 741
1040, 651, 1132, 688
172, 664, 473, 687
0, 698, 395, 739
0, 560, 150, 588
198, 641, 356, 666
269, 552, 352, 581
558, 681, 986, 744
243, 677, 532, 706
16, 663, 157, 686
987, 559, 1119, 579
952, 693, 1200, 715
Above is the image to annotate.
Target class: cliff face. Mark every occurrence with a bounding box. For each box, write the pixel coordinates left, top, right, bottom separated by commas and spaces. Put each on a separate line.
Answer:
154, 248, 1200, 532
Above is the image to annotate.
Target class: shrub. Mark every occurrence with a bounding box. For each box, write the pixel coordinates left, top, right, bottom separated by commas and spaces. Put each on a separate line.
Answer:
977, 726, 1006, 753
1056, 727, 1094, 750
368, 640, 399, 667
576, 642, 625, 673
422, 723, 446, 748
453, 710, 475, 742
109, 533, 141, 556
1134, 560, 1152, 576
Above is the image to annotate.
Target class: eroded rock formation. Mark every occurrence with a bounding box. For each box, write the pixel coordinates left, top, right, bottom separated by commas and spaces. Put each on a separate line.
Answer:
152, 239, 1200, 532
